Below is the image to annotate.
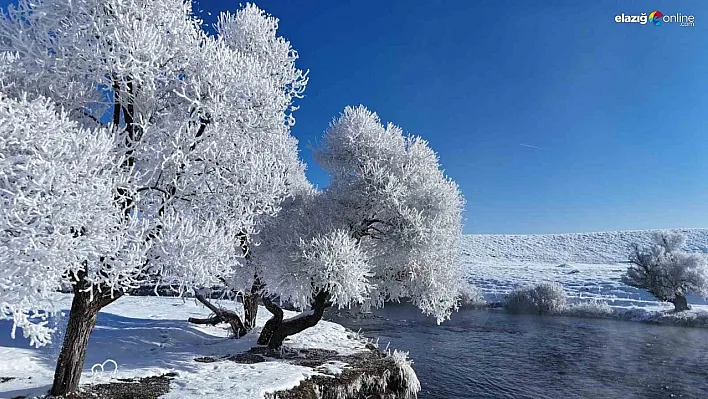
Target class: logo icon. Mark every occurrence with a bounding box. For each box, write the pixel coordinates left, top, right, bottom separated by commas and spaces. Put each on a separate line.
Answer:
649, 10, 663, 25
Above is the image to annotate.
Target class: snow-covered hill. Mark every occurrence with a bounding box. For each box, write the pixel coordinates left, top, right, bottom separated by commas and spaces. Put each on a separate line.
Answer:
461, 228, 708, 312
462, 228, 708, 264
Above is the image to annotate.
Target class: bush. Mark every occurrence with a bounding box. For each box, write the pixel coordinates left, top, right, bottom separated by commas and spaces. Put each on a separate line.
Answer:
563, 299, 614, 318
458, 282, 486, 308
504, 282, 566, 315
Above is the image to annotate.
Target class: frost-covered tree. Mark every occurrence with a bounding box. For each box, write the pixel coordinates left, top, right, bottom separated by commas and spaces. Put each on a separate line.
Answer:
623, 232, 708, 312
198, 3, 309, 333
0, 1, 305, 395
252, 106, 465, 349
0, 93, 143, 347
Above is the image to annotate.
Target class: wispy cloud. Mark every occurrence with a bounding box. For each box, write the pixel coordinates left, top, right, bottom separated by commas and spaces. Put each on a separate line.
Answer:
519, 143, 542, 150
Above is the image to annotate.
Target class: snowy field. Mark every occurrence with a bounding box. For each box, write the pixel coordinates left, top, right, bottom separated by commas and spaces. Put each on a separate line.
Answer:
462, 228, 708, 312
0, 295, 369, 399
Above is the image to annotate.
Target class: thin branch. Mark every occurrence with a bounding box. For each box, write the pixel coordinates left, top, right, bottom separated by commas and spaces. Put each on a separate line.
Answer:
73, 108, 107, 127
136, 186, 172, 197
112, 78, 121, 126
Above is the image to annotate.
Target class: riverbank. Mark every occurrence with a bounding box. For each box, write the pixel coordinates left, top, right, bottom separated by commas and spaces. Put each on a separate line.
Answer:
0, 294, 419, 398
465, 301, 708, 329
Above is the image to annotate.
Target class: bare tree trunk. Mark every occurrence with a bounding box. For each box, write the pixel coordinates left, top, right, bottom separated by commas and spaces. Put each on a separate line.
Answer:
672, 294, 690, 312
257, 297, 284, 347
243, 278, 262, 331
50, 288, 121, 396
243, 293, 259, 331
257, 291, 331, 349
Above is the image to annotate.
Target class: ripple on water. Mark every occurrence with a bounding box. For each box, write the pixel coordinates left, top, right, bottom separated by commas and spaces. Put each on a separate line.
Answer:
326, 306, 708, 399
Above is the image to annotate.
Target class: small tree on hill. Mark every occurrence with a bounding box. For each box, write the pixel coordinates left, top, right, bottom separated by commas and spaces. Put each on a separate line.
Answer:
252, 105, 466, 349
622, 232, 708, 312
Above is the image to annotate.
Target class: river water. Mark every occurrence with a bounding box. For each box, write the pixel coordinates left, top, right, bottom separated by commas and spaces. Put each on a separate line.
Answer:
326, 305, 708, 399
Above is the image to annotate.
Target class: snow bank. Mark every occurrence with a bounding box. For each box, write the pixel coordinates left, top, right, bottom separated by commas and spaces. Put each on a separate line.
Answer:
265, 349, 419, 399
614, 307, 708, 328
0, 294, 419, 398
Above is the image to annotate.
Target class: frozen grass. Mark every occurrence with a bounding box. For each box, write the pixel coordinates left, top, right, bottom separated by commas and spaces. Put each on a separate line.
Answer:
389, 350, 420, 399
562, 299, 614, 319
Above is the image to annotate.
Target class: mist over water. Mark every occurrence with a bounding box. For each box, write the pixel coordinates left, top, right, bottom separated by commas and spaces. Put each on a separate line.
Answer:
326, 305, 708, 399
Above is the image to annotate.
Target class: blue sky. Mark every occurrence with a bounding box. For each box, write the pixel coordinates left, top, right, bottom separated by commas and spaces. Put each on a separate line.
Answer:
3, 0, 708, 234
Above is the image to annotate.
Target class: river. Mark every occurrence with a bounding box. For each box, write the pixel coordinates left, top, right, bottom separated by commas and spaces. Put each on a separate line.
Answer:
326, 305, 708, 399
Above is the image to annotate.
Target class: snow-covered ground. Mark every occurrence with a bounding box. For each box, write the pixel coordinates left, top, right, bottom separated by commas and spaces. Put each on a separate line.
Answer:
462, 228, 708, 313
3, 228, 707, 398
0, 295, 369, 399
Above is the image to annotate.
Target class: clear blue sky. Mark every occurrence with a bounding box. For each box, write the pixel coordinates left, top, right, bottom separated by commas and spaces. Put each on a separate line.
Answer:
4, 0, 708, 234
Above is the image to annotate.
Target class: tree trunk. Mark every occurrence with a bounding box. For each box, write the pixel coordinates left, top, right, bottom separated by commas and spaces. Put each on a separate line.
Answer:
672, 294, 690, 312
243, 278, 262, 331
50, 289, 121, 396
258, 292, 331, 349
257, 297, 284, 347
243, 293, 259, 332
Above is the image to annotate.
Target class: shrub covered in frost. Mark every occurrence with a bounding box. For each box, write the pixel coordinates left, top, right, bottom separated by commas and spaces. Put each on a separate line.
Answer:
504, 282, 567, 315
458, 281, 486, 308
563, 299, 614, 318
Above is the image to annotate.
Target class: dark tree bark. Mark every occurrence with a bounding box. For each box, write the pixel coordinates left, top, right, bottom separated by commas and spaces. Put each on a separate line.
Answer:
257, 291, 331, 349
242, 293, 259, 332
672, 294, 690, 312
50, 287, 122, 396
242, 278, 262, 331
186, 315, 223, 325
257, 296, 284, 347
189, 292, 247, 337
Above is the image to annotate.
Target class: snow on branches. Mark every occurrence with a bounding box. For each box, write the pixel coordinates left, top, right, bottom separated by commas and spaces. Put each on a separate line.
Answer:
0, 93, 143, 346
317, 106, 466, 323
0, 0, 307, 351
623, 232, 708, 311
255, 105, 465, 332
255, 191, 374, 310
